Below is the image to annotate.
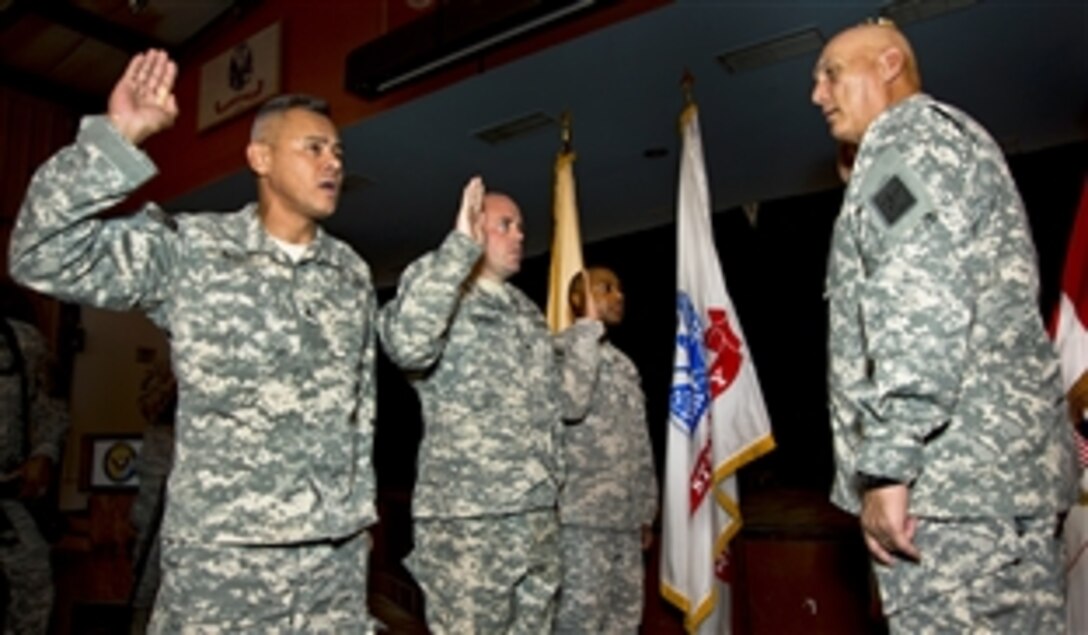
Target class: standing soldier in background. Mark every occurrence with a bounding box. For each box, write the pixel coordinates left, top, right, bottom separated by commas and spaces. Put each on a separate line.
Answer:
554, 267, 658, 634
8, 49, 379, 632
379, 178, 602, 634
812, 20, 1078, 632
0, 281, 69, 634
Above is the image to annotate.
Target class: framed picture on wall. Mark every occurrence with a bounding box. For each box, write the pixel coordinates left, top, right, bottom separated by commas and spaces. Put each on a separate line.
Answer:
81, 434, 142, 490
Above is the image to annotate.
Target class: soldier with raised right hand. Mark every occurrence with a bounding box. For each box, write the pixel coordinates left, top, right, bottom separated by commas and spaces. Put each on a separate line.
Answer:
9, 49, 379, 633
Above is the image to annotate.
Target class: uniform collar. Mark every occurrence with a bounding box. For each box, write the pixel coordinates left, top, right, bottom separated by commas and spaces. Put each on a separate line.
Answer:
225, 204, 348, 268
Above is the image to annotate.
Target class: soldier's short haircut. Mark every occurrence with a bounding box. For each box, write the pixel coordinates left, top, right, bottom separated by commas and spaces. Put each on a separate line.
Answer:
250, 94, 331, 141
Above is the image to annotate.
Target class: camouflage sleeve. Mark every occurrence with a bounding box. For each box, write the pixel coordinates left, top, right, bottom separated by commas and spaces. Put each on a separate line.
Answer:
9, 115, 179, 315
554, 319, 605, 422
18, 322, 70, 463
634, 383, 659, 526
378, 230, 481, 370
357, 283, 378, 449
852, 145, 974, 484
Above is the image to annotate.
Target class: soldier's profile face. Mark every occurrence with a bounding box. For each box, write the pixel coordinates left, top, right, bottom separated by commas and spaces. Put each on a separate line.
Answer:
260, 108, 344, 221
811, 32, 888, 144
587, 268, 625, 326
480, 195, 524, 281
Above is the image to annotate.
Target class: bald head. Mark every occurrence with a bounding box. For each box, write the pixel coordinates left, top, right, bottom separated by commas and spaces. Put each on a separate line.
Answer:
831, 23, 921, 89
812, 22, 922, 144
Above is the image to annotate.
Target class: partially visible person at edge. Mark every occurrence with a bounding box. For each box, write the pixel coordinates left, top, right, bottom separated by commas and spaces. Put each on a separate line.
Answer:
129, 357, 176, 635
8, 49, 379, 633
0, 282, 69, 635
812, 20, 1078, 633
553, 266, 658, 635
378, 177, 602, 634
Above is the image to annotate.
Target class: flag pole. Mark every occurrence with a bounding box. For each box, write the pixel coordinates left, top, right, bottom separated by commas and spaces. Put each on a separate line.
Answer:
546, 110, 585, 332
681, 69, 695, 107
560, 110, 573, 154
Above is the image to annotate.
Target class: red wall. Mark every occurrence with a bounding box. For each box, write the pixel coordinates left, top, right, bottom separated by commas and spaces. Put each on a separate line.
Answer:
136, 0, 668, 206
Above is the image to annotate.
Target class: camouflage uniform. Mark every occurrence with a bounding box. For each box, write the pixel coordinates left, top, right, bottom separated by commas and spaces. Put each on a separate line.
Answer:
378, 231, 600, 634
825, 94, 1079, 632
9, 116, 378, 633
554, 331, 657, 634
0, 318, 69, 635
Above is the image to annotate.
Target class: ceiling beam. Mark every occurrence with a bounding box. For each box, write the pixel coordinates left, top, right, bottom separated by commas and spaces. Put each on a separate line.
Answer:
17, 0, 171, 54
175, 0, 263, 60
0, 62, 101, 112
0, 1, 30, 33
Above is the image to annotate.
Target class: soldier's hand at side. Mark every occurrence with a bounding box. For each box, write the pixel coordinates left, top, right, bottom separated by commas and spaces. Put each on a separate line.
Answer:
456, 176, 485, 244
1067, 370, 1088, 426
108, 49, 179, 146
860, 483, 920, 566
17, 455, 52, 500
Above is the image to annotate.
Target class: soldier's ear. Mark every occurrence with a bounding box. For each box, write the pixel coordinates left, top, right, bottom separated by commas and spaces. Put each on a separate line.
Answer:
877, 46, 905, 83
246, 141, 271, 176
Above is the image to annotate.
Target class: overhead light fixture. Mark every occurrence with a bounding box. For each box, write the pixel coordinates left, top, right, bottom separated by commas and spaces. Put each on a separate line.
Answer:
473, 112, 556, 145
346, 0, 610, 100
879, 0, 979, 25
716, 27, 825, 74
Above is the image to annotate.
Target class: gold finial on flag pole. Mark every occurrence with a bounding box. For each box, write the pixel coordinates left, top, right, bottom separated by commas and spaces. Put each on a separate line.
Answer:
560, 110, 573, 154
681, 69, 695, 106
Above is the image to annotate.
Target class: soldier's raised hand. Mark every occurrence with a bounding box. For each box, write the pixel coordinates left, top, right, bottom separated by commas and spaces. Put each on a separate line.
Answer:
108, 49, 179, 146
581, 270, 601, 321
455, 176, 486, 245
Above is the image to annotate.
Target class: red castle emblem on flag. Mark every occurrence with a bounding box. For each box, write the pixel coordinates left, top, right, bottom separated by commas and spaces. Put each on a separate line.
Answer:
704, 307, 744, 399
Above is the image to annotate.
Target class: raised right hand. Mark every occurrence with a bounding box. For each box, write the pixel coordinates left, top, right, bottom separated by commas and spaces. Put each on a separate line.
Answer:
455, 176, 486, 244
581, 270, 601, 321
108, 49, 179, 146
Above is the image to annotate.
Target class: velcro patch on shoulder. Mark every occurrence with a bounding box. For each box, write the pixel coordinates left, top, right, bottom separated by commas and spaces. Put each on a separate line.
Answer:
858, 148, 933, 240
871, 175, 916, 226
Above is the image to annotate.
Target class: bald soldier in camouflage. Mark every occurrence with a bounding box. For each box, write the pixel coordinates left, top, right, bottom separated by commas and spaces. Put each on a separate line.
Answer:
0, 285, 69, 635
812, 22, 1079, 632
9, 50, 378, 633
554, 267, 657, 634
379, 177, 601, 634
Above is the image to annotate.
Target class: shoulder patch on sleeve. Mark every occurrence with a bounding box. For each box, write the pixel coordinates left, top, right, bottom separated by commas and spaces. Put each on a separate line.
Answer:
871, 175, 916, 226
858, 147, 934, 240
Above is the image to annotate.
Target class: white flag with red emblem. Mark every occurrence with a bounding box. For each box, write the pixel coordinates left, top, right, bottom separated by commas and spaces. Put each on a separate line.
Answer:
1050, 178, 1088, 634
660, 101, 775, 634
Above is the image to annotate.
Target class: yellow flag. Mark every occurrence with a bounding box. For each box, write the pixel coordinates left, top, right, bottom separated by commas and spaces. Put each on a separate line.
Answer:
546, 150, 585, 332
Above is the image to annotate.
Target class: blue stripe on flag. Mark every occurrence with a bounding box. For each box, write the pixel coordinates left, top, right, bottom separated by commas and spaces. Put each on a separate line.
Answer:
669, 291, 709, 436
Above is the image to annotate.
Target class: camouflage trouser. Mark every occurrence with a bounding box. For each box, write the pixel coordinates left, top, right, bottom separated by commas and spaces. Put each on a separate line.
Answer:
0, 501, 53, 635
407, 509, 560, 635
554, 525, 643, 635
875, 516, 1065, 635
148, 529, 373, 634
